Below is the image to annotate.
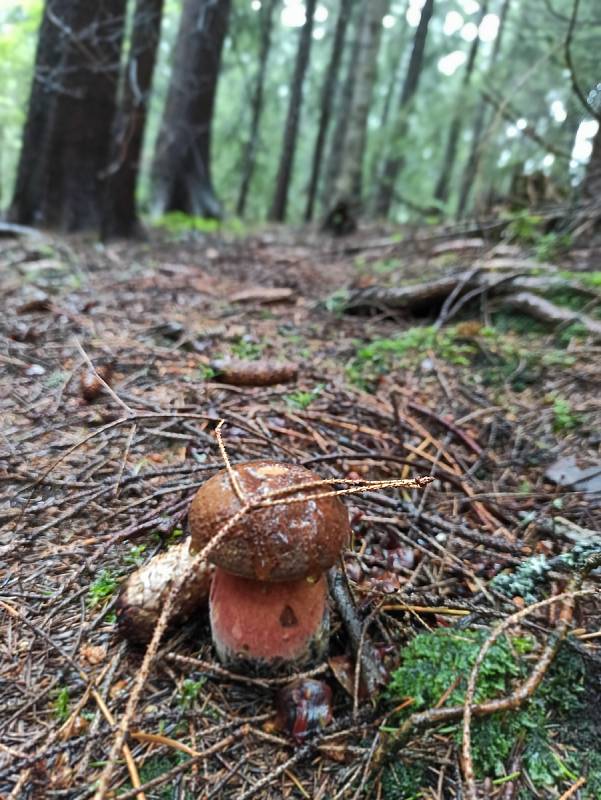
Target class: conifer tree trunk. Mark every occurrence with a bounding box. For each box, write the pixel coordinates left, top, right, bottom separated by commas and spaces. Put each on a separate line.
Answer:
10, 0, 126, 231
377, 1, 410, 130
320, 3, 364, 209
329, 0, 388, 213
151, 0, 231, 219
9, 0, 71, 226
269, 0, 317, 222
373, 0, 434, 217
583, 123, 601, 201
304, 0, 354, 222
456, 0, 511, 218
434, 0, 489, 205
102, 0, 165, 238
236, 0, 278, 217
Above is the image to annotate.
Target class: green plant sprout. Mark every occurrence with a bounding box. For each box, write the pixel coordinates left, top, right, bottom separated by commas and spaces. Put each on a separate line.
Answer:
87, 569, 119, 608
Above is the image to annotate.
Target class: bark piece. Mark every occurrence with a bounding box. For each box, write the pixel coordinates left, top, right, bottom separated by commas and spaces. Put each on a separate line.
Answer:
544, 457, 601, 494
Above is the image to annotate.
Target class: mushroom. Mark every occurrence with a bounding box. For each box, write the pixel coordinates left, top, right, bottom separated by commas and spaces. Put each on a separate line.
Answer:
189, 460, 350, 673
116, 538, 213, 646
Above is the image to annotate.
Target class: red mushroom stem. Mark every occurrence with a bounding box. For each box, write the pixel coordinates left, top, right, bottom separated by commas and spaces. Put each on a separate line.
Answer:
209, 568, 329, 670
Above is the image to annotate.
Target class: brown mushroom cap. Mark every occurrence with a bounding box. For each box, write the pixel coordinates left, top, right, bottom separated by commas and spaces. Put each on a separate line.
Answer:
189, 460, 350, 581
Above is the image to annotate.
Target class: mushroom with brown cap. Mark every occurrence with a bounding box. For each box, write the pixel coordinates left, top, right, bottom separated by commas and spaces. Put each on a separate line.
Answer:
189, 460, 350, 673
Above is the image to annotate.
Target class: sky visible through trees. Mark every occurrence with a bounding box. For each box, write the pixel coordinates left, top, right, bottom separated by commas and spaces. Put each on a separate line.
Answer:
0, 0, 599, 232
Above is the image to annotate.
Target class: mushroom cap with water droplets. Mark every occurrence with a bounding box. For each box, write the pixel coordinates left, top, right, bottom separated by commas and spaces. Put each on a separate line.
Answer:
188, 460, 350, 582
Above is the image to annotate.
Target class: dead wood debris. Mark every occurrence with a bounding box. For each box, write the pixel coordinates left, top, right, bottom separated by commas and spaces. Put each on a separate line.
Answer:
344, 269, 601, 336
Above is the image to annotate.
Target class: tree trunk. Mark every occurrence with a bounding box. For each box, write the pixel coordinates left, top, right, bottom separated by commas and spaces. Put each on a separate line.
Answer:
329, 0, 389, 213
377, 3, 410, 131
236, 0, 278, 217
151, 0, 231, 219
320, 2, 364, 209
582, 122, 601, 201
304, 0, 354, 222
433, 0, 489, 206
10, 0, 126, 231
269, 0, 317, 222
9, 0, 71, 226
456, 0, 511, 219
102, 0, 165, 238
373, 0, 434, 217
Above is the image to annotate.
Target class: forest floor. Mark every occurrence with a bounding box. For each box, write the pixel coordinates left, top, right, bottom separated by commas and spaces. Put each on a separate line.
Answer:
1, 220, 601, 800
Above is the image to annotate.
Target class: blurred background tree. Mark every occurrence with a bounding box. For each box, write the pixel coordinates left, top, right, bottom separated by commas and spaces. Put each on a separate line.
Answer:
1, 0, 599, 235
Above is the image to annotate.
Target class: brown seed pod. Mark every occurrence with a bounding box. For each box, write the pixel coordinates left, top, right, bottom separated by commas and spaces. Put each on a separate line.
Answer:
116, 539, 213, 646
211, 359, 298, 387
80, 363, 114, 402
275, 679, 333, 742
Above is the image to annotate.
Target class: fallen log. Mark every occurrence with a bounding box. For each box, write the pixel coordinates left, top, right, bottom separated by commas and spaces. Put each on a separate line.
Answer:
343, 271, 601, 337
344, 271, 600, 313
0, 221, 44, 238
501, 291, 601, 336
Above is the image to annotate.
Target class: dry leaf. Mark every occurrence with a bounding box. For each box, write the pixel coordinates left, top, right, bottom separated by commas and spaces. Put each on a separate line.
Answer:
60, 714, 89, 740
80, 643, 106, 665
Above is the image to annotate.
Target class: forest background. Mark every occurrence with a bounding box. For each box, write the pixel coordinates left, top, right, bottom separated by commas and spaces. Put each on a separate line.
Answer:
1, 0, 600, 235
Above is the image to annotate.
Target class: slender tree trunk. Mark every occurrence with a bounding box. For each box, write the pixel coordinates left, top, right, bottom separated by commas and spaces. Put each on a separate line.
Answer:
321, 2, 364, 209
456, 0, 511, 218
582, 123, 601, 200
10, 0, 126, 231
373, 0, 434, 217
102, 0, 165, 238
236, 0, 278, 217
304, 0, 354, 222
433, 0, 489, 205
329, 0, 389, 212
151, 0, 231, 219
269, 0, 317, 222
377, 2, 410, 130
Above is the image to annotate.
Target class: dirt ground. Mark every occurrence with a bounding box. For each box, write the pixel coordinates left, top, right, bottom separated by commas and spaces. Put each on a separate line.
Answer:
1, 224, 600, 799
